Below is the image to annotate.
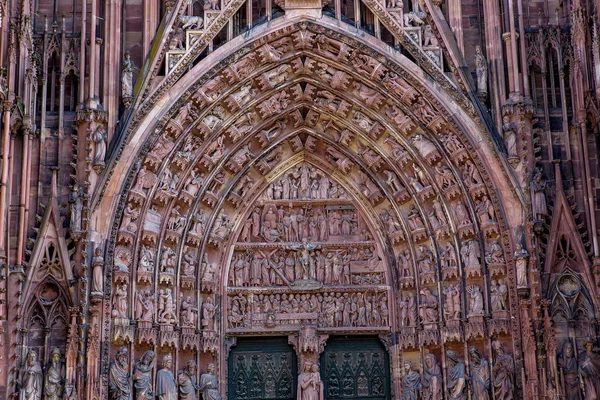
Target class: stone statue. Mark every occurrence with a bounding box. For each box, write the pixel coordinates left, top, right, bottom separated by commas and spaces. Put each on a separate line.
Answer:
136, 289, 155, 322
112, 283, 129, 318
133, 350, 156, 400
69, 183, 83, 231
297, 361, 324, 400
179, 360, 199, 400
446, 350, 466, 399
91, 247, 104, 294
181, 296, 199, 327
43, 348, 64, 400
492, 341, 514, 400
198, 363, 222, 400
531, 168, 547, 218
22, 350, 43, 400
422, 353, 442, 400
514, 244, 529, 288
109, 346, 131, 400
474, 45, 488, 98
401, 360, 421, 400
158, 288, 177, 325
467, 285, 484, 316
202, 296, 216, 330
502, 116, 518, 158
122, 51, 134, 99
156, 354, 177, 400
578, 338, 600, 399
557, 341, 581, 400
469, 346, 490, 400
443, 284, 461, 320
93, 124, 108, 166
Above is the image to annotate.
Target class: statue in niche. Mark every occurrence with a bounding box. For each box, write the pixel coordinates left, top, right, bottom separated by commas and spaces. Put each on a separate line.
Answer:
121, 51, 134, 99
121, 204, 140, 233
485, 240, 505, 264
112, 283, 128, 318
44, 348, 64, 400
398, 249, 412, 278
447, 350, 466, 399
407, 292, 417, 326
432, 198, 447, 225
401, 360, 421, 400
462, 160, 483, 188
422, 353, 442, 400
454, 201, 472, 226
383, 170, 404, 193
182, 251, 197, 277
181, 296, 198, 327
557, 341, 580, 400
490, 280, 508, 312
467, 285, 484, 316
69, 183, 83, 231
93, 124, 108, 167
476, 196, 496, 224
443, 284, 461, 320
161, 248, 176, 274
474, 45, 488, 98
184, 170, 204, 196
131, 166, 157, 194
202, 257, 216, 281
531, 168, 548, 218
411, 134, 436, 158
202, 296, 216, 330
502, 116, 518, 159
158, 289, 177, 325
156, 354, 177, 400
133, 350, 156, 400
514, 244, 529, 288
423, 25, 439, 47
297, 361, 324, 400
492, 341, 514, 400
435, 165, 455, 189
91, 247, 104, 294
167, 206, 185, 231
109, 346, 131, 400
199, 363, 222, 400
178, 360, 199, 400
578, 338, 600, 399
138, 245, 155, 274
290, 238, 320, 281
407, 205, 425, 230
469, 346, 490, 400
440, 244, 457, 270
419, 288, 438, 323
417, 245, 435, 274
460, 240, 481, 271
135, 289, 155, 322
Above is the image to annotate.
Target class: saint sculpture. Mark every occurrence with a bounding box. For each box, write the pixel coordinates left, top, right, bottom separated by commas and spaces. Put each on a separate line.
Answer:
578, 338, 600, 400
156, 354, 176, 400
198, 363, 222, 400
109, 346, 131, 400
22, 350, 43, 400
469, 346, 490, 400
133, 350, 155, 400
44, 348, 64, 400
297, 362, 324, 400
446, 350, 466, 400
179, 360, 200, 400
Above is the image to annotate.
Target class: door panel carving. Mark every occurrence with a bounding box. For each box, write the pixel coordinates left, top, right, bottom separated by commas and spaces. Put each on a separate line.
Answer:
228, 337, 297, 400
320, 336, 390, 400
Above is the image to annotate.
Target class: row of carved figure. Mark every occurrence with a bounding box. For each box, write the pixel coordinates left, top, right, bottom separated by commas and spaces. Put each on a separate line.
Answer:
400, 343, 513, 400
112, 284, 216, 329
240, 205, 364, 243
229, 245, 382, 287
398, 282, 507, 328
228, 291, 389, 329
109, 347, 222, 400
20, 349, 76, 400
260, 164, 348, 201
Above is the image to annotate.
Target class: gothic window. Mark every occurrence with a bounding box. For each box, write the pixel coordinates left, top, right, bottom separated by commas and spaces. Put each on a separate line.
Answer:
24, 281, 69, 363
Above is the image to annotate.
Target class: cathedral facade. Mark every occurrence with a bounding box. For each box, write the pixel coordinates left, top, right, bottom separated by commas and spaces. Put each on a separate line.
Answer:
0, 0, 599, 398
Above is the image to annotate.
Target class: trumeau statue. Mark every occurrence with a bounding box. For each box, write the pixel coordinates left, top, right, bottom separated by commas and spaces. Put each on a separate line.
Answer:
446, 350, 466, 400
109, 346, 131, 400
133, 350, 155, 400
156, 354, 177, 400
44, 348, 64, 400
297, 361, 324, 400
199, 363, 222, 400
22, 350, 43, 400
469, 346, 490, 400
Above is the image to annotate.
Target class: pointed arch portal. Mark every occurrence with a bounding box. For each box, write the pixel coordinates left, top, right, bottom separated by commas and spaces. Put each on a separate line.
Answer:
94, 16, 526, 399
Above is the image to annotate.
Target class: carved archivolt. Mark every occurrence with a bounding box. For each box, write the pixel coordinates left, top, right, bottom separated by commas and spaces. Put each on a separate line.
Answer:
98, 21, 522, 397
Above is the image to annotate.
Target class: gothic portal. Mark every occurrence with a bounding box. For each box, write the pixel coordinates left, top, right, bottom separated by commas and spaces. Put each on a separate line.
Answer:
2, 0, 600, 399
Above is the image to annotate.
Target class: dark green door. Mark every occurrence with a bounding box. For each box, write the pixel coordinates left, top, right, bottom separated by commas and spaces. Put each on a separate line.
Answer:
228, 337, 297, 400
320, 336, 390, 400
